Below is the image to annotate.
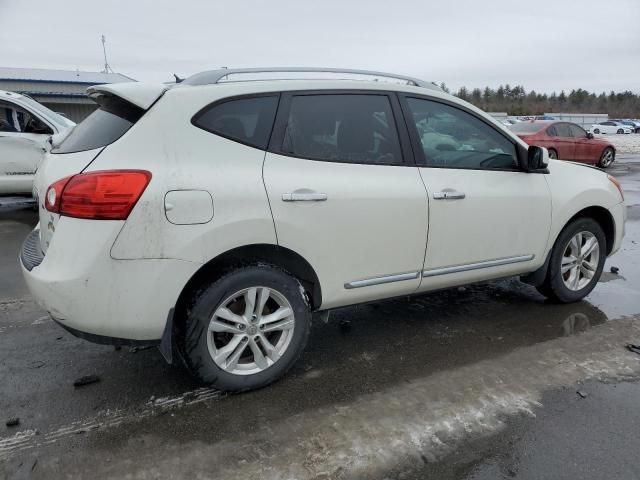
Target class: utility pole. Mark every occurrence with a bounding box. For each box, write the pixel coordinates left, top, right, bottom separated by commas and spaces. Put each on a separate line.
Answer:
101, 35, 113, 73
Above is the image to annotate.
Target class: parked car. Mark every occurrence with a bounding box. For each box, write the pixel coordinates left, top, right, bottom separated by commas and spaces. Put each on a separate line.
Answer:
590, 121, 633, 135
613, 120, 640, 133
510, 120, 616, 167
0, 90, 75, 195
21, 68, 625, 392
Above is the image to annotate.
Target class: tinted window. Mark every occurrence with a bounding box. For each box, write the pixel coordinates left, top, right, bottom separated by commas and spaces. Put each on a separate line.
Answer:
509, 122, 545, 133
406, 97, 517, 170
193, 96, 279, 150
554, 123, 572, 137
569, 124, 587, 138
54, 94, 143, 154
281, 94, 402, 164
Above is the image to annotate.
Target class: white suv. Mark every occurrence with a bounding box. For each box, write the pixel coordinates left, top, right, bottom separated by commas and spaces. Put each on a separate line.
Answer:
21, 68, 626, 391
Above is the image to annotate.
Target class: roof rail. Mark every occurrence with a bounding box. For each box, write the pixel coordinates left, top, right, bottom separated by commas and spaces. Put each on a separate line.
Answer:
181, 67, 440, 90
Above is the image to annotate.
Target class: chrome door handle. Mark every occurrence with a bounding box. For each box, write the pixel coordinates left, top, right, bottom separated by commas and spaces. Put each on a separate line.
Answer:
433, 190, 466, 200
282, 192, 328, 202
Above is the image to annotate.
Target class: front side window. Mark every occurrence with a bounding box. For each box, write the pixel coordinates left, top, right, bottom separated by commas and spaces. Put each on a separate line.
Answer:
405, 97, 517, 170
281, 94, 403, 165
554, 123, 572, 137
569, 124, 587, 138
192, 95, 279, 150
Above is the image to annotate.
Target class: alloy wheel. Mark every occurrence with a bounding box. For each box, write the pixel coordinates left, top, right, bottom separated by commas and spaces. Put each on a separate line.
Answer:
600, 149, 614, 167
560, 231, 600, 291
207, 286, 295, 375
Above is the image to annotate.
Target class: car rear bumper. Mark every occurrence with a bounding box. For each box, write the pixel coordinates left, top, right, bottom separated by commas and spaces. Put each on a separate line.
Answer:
20, 220, 201, 342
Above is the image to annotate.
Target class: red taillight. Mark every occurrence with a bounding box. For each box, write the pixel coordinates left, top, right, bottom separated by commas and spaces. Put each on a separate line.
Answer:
45, 170, 152, 220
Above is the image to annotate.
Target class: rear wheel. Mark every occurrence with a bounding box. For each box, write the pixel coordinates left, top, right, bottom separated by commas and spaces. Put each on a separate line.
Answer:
548, 149, 558, 159
180, 265, 311, 391
593, 128, 600, 134
536, 218, 606, 303
598, 147, 615, 168
617, 128, 624, 134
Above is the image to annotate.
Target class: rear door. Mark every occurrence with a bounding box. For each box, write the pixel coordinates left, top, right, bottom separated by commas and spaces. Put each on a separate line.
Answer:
263, 91, 429, 309
399, 95, 551, 291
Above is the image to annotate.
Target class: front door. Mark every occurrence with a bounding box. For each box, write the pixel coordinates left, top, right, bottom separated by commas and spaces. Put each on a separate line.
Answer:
569, 123, 597, 164
263, 92, 429, 309
0, 99, 52, 194
399, 95, 552, 291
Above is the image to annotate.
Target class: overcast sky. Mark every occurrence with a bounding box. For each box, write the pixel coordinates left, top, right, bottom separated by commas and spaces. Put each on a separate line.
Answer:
1, 0, 639, 93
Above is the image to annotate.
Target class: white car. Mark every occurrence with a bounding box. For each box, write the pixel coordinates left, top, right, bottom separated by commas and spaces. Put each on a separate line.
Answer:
590, 121, 633, 135
21, 68, 626, 391
0, 90, 75, 195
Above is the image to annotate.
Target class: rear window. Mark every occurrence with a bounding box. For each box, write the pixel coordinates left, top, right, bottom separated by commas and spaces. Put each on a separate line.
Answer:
508, 122, 544, 134
53, 94, 144, 154
192, 95, 279, 150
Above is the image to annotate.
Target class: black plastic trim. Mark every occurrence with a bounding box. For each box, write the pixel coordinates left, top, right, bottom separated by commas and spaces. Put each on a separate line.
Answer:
20, 229, 44, 271
54, 319, 161, 347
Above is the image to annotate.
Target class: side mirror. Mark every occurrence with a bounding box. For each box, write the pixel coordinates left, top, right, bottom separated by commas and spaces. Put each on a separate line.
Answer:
587, 132, 594, 139
527, 145, 549, 171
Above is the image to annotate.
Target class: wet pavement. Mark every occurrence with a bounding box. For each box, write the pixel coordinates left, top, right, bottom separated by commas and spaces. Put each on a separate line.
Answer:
1, 159, 640, 479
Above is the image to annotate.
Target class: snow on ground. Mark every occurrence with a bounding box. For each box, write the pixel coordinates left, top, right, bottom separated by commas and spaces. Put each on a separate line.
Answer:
594, 133, 640, 155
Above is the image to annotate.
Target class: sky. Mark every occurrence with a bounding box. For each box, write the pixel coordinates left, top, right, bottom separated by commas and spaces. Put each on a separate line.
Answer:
1, 0, 639, 94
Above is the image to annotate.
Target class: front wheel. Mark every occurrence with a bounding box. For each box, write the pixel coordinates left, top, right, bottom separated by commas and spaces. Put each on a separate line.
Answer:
180, 265, 311, 391
536, 218, 606, 303
617, 128, 624, 134
598, 147, 615, 168
593, 128, 600, 134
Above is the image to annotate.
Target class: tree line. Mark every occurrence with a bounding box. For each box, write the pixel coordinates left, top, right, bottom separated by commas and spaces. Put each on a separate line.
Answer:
438, 83, 640, 118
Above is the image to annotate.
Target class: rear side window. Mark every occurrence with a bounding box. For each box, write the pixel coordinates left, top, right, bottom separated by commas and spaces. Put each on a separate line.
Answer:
53, 94, 144, 154
192, 95, 279, 150
280, 94, 403, 165
554, 123, 572, 137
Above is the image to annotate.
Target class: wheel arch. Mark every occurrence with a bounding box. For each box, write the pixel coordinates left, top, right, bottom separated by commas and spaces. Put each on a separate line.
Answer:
172, 243, 322, 339
567, 206, 615, 255
522, 204, 615, 287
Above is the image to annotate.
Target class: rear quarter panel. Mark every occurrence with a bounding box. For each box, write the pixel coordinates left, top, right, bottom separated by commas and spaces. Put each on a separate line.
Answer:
97, 85, 278, 263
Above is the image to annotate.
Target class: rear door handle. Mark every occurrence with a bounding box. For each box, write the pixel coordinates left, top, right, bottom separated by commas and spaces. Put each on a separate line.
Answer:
282, 192, 327, 202
433, 190, 466, 200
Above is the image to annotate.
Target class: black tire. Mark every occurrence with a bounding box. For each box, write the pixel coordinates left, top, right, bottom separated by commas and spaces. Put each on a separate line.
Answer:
179, 265, 311, 392
593, 128, 600, 134
548, 149, 558, 160
536, 218, 606, 303
597, 147, 615, 168
617, 128, 624, 134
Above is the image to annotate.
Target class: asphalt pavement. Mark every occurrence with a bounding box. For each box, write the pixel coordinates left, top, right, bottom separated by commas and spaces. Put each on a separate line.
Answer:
1, 158, 640, 479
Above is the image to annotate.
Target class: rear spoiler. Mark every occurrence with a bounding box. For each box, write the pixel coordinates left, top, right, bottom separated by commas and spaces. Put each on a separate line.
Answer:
86, 82, 169, 110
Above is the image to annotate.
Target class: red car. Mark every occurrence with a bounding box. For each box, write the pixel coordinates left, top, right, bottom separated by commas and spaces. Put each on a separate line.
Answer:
510, 121, 616, 168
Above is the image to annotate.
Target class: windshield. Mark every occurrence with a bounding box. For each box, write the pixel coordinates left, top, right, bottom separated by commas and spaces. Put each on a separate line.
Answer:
17, 95, 76, 129
509, 122, 545, 133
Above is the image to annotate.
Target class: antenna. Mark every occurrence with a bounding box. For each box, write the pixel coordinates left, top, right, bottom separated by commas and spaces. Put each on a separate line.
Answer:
101, 35, 113, 73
